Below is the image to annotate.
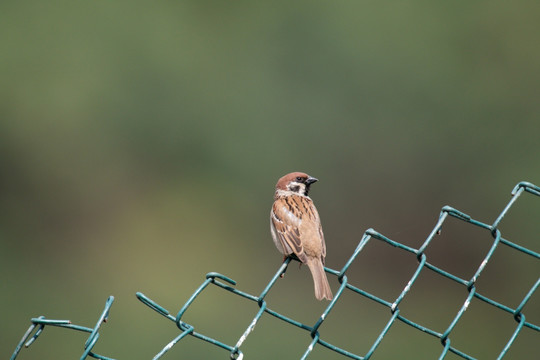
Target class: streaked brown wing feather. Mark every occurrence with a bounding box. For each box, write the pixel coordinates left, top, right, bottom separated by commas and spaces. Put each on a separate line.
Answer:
271, 198, 308, 263
319, 224, 326, 262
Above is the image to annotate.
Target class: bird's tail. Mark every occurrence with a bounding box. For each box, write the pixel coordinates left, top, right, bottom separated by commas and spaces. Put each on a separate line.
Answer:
306, 258, 333, 301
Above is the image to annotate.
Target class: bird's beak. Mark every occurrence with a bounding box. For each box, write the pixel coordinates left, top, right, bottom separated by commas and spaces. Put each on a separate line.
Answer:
306, 176, 318, 185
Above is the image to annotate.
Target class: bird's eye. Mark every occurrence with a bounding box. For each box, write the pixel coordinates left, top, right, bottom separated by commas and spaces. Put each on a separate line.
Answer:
296, 176, 303, 182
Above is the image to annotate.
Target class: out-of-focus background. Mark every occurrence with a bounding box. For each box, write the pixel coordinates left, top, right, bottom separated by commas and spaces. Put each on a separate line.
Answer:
2, 2, 539, 359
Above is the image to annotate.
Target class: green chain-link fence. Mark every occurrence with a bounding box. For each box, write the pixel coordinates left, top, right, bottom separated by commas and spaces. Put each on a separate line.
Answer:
11, 181, 540, 360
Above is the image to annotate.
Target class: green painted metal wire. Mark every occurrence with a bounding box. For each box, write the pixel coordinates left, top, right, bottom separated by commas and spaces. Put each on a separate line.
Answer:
10, 296, 115, 360
11, 181, 540, 359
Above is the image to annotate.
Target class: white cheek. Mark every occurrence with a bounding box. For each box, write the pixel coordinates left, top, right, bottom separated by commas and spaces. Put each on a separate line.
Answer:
287, 181, 306, 194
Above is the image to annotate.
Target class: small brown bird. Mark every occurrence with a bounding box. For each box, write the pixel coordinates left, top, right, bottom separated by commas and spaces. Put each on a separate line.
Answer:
270, 172, 333, 301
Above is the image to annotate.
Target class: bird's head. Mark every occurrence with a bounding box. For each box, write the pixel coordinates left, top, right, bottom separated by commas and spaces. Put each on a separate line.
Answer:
275, 172, 318, 197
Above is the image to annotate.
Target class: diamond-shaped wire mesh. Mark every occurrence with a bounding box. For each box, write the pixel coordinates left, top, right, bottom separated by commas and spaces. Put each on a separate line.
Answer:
11, 181, 540, 360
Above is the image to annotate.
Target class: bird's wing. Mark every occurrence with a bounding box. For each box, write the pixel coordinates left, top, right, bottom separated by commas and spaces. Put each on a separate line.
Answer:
319, 217, 326, 261
271, 196, 308, 263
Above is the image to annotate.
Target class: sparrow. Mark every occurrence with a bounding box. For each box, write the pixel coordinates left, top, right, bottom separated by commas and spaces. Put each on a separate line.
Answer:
270, 172, 333, 301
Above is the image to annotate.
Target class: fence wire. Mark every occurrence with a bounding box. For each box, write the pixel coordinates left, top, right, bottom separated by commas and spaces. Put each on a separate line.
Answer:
11, 181, 540, 360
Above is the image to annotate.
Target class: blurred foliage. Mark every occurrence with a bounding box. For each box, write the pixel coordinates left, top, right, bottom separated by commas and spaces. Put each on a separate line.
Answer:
1, 1, 539, 359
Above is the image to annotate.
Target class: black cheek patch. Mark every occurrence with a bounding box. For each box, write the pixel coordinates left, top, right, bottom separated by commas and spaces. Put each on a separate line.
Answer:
290, 185, 301, 193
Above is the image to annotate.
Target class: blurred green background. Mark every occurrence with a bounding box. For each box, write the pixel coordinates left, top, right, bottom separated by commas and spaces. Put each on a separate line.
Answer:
2, 1, 539, 359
